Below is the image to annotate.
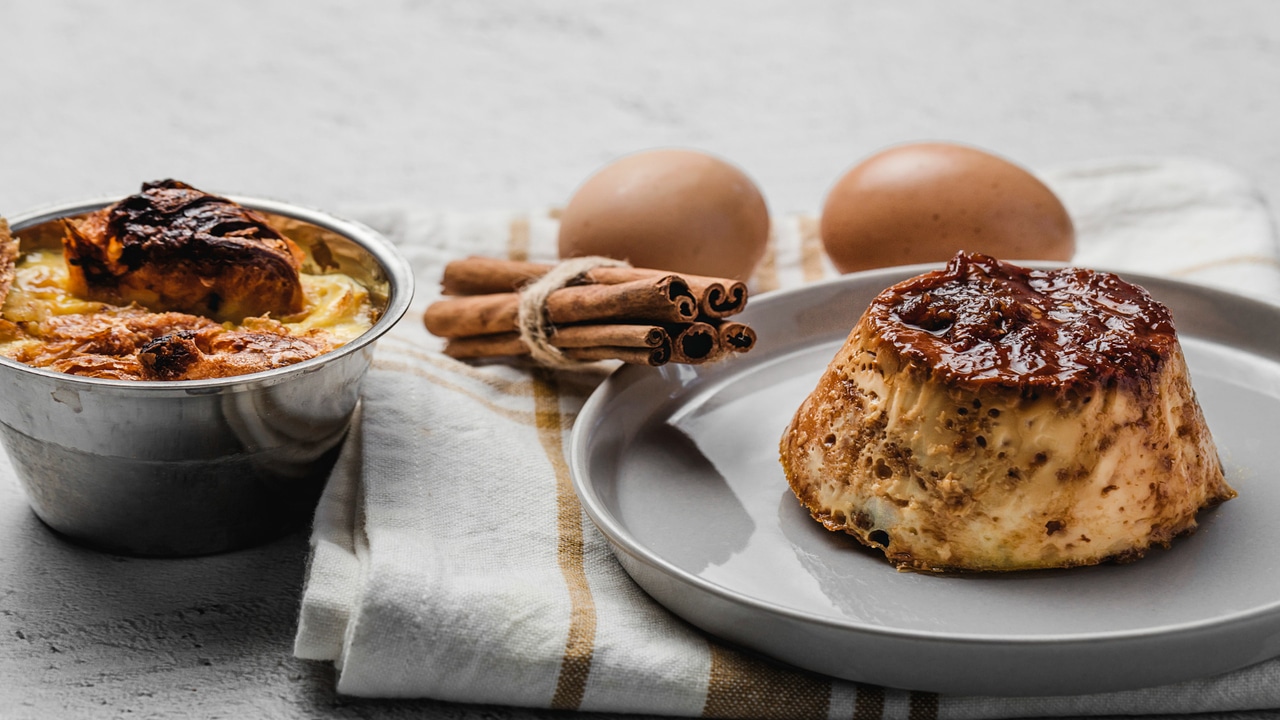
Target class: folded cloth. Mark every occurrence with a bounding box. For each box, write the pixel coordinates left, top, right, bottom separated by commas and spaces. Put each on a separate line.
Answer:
295, 157, 1280, 719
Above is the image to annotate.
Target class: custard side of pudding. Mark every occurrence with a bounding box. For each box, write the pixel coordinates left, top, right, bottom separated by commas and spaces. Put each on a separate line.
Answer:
779, 252, 1235, 572
0, 181, 374, 381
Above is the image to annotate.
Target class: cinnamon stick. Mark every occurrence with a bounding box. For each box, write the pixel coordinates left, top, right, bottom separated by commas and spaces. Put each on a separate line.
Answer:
716, 321, 757, 353
563, 345, 671, 366
439, 257, 549, 295
689, 279, 748, 319
444, 324, 669, 354
444, 325, 673, 366
548, 324, 669, 349
439, 256, 748, 318
669, 322, 720, 365
424, 275, 698, 338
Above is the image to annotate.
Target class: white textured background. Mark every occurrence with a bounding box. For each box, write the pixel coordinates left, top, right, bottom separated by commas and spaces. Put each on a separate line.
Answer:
2, 2, 1280, 719
4, 1, 1280, 218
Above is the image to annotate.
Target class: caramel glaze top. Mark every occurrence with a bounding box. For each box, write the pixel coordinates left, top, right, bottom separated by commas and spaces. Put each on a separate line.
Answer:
865, 252, 1177, 395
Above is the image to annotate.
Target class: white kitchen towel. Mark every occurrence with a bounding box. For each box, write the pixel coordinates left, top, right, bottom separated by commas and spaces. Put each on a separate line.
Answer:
294, 157, 1280, 719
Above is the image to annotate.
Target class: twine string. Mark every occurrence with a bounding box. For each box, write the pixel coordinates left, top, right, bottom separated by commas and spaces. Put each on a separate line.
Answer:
516, 256, 632, 368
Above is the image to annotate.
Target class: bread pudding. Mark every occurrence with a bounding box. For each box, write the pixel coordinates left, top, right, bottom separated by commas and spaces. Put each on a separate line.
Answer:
0, 181, 373, 381
779, 252, 1235, 572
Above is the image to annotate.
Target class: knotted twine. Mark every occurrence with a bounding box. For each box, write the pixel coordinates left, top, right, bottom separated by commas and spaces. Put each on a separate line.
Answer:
515, 255, 633, 368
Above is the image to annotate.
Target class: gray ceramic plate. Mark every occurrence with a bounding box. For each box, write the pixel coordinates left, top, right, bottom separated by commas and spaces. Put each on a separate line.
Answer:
569, 264, 1280, 697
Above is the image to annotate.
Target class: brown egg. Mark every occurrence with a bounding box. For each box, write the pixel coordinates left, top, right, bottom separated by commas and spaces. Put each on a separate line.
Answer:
820, 142, 1075, 273
558, 149, 770, 280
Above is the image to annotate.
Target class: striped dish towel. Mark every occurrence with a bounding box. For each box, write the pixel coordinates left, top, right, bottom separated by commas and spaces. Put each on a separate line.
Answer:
294, 157, 1280, 718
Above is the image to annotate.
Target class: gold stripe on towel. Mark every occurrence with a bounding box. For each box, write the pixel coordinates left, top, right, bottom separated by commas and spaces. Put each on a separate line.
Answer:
908, 691, 939, 720
702, 645, 829, 719
508, 216, 532, 262
797, 216, 827, 283
380, 340, 541, 398
754, 225, 781, 293
374, 358, 551, 428
853, 684, 885, 720
534, 369, 597, 710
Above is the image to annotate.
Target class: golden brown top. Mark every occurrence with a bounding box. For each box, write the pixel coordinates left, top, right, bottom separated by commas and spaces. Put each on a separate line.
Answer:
865, 252, 1177, 394
62, 179, 306, 322
0, 307, 331, 381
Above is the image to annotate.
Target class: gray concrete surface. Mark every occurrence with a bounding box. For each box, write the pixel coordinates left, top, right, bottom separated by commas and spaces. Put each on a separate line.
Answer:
2, 2, 1280, 718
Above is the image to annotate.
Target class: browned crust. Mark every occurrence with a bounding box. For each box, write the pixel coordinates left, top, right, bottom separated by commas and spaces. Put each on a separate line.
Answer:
137, 327, 328, 380
61, 180, 306, 322
9, 306, 330, 382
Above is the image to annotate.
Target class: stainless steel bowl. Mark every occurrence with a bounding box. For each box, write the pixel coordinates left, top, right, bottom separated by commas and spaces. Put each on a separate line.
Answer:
0, 196, 413, 556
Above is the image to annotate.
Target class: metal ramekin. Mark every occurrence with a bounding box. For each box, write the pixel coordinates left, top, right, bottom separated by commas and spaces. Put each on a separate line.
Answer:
0, 196, 413, 556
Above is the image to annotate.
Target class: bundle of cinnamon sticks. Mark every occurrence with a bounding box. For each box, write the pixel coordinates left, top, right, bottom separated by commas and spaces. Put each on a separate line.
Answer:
423, 256, 757, 366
